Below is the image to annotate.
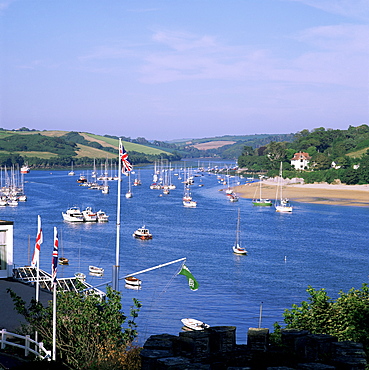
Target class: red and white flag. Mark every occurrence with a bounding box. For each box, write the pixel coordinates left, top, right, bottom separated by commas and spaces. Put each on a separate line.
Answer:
31, 215, 43, 267
119, 139, 133, 173
51, 227, 58, 284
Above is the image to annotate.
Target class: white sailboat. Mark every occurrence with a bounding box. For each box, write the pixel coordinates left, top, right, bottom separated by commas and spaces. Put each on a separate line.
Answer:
125, 172, 133, 198
183, 171, 196, 207
252, 176, 272, 206
275, 162, 292, 213
232, 209, 247, 255
68, 162, 75, 176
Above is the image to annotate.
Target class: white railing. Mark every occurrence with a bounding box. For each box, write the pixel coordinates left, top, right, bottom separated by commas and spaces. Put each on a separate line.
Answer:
0, 329, 51, 359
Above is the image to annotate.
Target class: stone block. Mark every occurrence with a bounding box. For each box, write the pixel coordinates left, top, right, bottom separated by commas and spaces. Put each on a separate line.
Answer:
304, 334, 338, 362
281, 329, 310, 356
331, 341, 367, 369
247, 328, 269, 352
209, 326, 236, 354
178, 329, 211, 361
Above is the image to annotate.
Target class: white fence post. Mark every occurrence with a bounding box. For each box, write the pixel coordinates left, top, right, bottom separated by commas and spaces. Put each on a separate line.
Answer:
1, 329, 6, 350
25, 335, 30, 356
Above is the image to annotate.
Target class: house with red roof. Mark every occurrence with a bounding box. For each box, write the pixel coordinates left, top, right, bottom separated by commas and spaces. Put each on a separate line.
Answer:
291, 152, 311, 170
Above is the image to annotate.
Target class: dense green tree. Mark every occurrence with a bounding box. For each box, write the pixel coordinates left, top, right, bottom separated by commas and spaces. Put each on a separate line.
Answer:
265, 141, 287, 169
280, 284, 369, 354
8, 287, 141, 370
312, 153, 331, 170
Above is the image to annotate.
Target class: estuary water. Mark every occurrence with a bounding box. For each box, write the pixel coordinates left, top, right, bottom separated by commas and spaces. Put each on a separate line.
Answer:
1, 163, 369, 345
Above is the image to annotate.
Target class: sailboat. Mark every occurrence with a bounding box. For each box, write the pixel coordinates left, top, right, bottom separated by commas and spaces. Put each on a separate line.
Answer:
232, 209, 247, 255
252, 176, 272, 206
275, 162, 292, 213
125, 172, 133, 198
183, 169, 196, 207
68, 161, 75, 176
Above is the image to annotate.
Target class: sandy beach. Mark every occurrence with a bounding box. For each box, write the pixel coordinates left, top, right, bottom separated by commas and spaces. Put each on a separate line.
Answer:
232, 180, 369, 207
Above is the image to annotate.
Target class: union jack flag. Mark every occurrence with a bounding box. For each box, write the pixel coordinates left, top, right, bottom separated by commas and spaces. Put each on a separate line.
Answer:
119, 139, 133, 173
51, 227, 58, 284
31, 215, 43, 267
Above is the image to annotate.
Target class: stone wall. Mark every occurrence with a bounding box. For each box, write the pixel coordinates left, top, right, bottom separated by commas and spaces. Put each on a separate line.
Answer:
140, 327, 367, 369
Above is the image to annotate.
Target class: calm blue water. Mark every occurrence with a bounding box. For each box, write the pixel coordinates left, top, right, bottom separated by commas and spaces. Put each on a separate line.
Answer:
1, 164, 369, 345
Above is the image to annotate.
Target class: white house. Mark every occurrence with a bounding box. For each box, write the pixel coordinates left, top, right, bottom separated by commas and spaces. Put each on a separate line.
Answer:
0, 220, 14, 279
291, 152, 311, 170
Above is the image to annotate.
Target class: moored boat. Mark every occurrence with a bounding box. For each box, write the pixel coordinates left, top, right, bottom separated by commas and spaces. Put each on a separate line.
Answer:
96, 210, 109, 222
133, 226, 153, 240
252, 176, 272, 206
20, 164, 30, 174
183, 199, 197, 207
82, 207, 97, 222
275, 162, 293, 213
232, 209, 247, 255
62, 207, 84, 222
77, 174, 87, 183
74, 272, 86, 280
181, 318, 209, 331
89, 265, 104, 274
59, 257, 69, 265
124, 276, 142, 286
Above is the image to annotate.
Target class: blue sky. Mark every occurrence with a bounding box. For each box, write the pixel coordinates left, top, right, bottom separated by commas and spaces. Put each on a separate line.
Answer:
1, 0, 368, 140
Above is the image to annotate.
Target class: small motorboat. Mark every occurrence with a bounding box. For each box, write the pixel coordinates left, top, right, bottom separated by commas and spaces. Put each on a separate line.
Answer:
82, 207, 97, 222
133, 226, 152, 240
96, 210, 109, 222
89, 265, 104, 275
124, 276, 142, 286
62, 207, 84, 222
59, 257, 69, 265
20, 165, 30, 174
77, 175, 87, 183
181, 318, 209, 331
74, 272, 86, 280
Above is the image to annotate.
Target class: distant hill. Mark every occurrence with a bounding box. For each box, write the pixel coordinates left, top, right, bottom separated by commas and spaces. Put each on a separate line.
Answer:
0, 129, 172, 157
173, 133, 296, 159
0, 129, 178, 168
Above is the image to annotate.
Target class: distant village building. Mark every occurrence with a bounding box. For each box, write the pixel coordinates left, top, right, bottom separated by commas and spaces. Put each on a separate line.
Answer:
331, 161, 341, 169
291, 152, 311, 170
0, 220, 14, 279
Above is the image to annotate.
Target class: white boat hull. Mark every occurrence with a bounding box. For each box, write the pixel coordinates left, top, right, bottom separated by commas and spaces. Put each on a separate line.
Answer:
183, 200, 197, 208
181, 318, 209, 331
89, 265, 104, 274
276, 205, 293, 213
62, 213, 84, 222
233, 244, 247, 255
124, 276, 142, 286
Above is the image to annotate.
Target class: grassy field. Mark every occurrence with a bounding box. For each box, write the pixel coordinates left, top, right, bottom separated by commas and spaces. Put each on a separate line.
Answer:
75, 144, 117, 158
193, 140, 236, 150
0, 130, 172, 156
346, 147, 369, 158
85, 133, 172, 155
0, 150, 59, 159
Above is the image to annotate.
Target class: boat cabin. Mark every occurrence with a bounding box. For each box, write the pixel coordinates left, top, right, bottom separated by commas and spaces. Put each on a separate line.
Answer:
0, 220, 14, 279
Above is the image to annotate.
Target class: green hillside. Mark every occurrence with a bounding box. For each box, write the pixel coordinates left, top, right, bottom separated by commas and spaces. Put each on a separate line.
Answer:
0, 129, 177, 168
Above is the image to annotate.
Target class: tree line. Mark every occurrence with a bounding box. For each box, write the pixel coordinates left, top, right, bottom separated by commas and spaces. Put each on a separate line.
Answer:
237, 124, 369, 185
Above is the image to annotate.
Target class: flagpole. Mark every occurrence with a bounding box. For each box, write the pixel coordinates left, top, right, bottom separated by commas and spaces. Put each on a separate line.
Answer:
52, 227, 58, 361
52, 282, 56, 360
113, 139, 122, 291
35, 216, 41, 303
34, 215, 42, 344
